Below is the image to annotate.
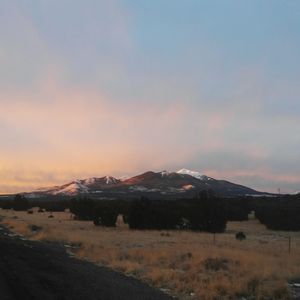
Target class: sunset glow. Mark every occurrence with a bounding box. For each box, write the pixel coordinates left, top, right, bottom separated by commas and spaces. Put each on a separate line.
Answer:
1, 0, 300, 194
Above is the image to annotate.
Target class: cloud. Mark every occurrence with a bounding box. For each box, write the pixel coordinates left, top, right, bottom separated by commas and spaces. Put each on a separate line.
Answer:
0, 78, 201, 192
1, 72, 300, 194
0, 1, 299, 193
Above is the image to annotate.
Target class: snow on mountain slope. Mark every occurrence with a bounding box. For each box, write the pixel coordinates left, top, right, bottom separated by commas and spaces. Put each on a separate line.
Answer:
160, 170, 170, 177
24, 170, 267, 197
52, 180, 89, 195
182, 184, 195, 190
105, 176, 119, 184
83, 177, 97, 185
176, 169, 211, 180
31, 176, 120, 196
34, 180, 89, 196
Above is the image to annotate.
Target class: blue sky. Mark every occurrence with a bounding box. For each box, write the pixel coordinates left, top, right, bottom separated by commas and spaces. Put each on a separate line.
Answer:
0, 0, 300, 193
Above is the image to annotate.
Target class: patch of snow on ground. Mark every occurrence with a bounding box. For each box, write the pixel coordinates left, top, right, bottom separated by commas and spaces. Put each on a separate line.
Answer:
167, 187, 185, 193
129, 186, 161, 192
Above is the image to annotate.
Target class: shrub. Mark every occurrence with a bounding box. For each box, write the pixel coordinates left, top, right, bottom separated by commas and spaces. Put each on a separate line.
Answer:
203, 257, 229, 271
236, 232, 246, 241
29, 225, 42, 232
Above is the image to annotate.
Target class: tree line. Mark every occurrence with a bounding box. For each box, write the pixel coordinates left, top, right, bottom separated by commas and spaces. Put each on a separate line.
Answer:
253, 194, 300, 231
69, 191, 228, 232
1, 192, 300, 232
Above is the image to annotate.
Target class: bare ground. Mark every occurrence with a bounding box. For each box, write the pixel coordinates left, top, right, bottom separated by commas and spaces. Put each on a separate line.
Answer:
0, 225, 175, 300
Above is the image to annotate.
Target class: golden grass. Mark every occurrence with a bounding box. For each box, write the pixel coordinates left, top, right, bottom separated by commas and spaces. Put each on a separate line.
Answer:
1, 208, 299, 300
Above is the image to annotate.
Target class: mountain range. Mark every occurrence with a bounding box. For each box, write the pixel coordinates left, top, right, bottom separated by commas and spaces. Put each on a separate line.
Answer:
24, 169, 270, 198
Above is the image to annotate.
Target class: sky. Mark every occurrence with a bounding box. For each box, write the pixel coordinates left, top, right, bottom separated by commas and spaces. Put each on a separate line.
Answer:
1, 0, 300, 194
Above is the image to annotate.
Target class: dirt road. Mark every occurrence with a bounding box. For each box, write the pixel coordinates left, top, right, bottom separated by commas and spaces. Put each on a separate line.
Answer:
0, 226, 174, 300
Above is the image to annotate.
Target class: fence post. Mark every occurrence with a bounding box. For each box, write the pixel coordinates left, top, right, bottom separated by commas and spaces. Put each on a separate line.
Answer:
289, 236, 291, 254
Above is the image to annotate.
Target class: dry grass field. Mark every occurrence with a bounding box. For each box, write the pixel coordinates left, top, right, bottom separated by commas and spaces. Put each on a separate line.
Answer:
1, 208, 300, 300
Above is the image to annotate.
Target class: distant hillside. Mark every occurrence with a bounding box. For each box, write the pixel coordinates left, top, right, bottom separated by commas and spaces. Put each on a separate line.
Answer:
16, 169, 271, 198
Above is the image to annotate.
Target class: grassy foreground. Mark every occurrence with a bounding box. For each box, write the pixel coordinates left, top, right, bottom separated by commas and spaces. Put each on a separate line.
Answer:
1, 208, 299, 300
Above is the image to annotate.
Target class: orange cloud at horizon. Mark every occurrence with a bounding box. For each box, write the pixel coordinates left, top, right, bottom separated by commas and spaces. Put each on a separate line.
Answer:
1, 77, 300, 194
0, 80, 203, 193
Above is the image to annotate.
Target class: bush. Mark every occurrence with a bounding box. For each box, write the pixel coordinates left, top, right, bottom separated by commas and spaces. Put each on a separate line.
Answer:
202, 257, 229, 271
93, 216, 101, 226
29, 225, 42, 232
236, 232, 246, 241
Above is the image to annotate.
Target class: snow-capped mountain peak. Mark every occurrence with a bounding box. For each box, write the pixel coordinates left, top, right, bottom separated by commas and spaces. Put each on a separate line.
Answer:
176, 168, 210, 181
29, 176, 120, 196
83, 177, 97, 185
55, 181, 89, 195
160, 170, 170, 177
105, 176, 118, 184
24, 170, 268, 198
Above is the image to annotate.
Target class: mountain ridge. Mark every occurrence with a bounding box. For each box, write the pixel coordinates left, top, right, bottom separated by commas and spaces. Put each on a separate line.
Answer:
21, 169, 271, 198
